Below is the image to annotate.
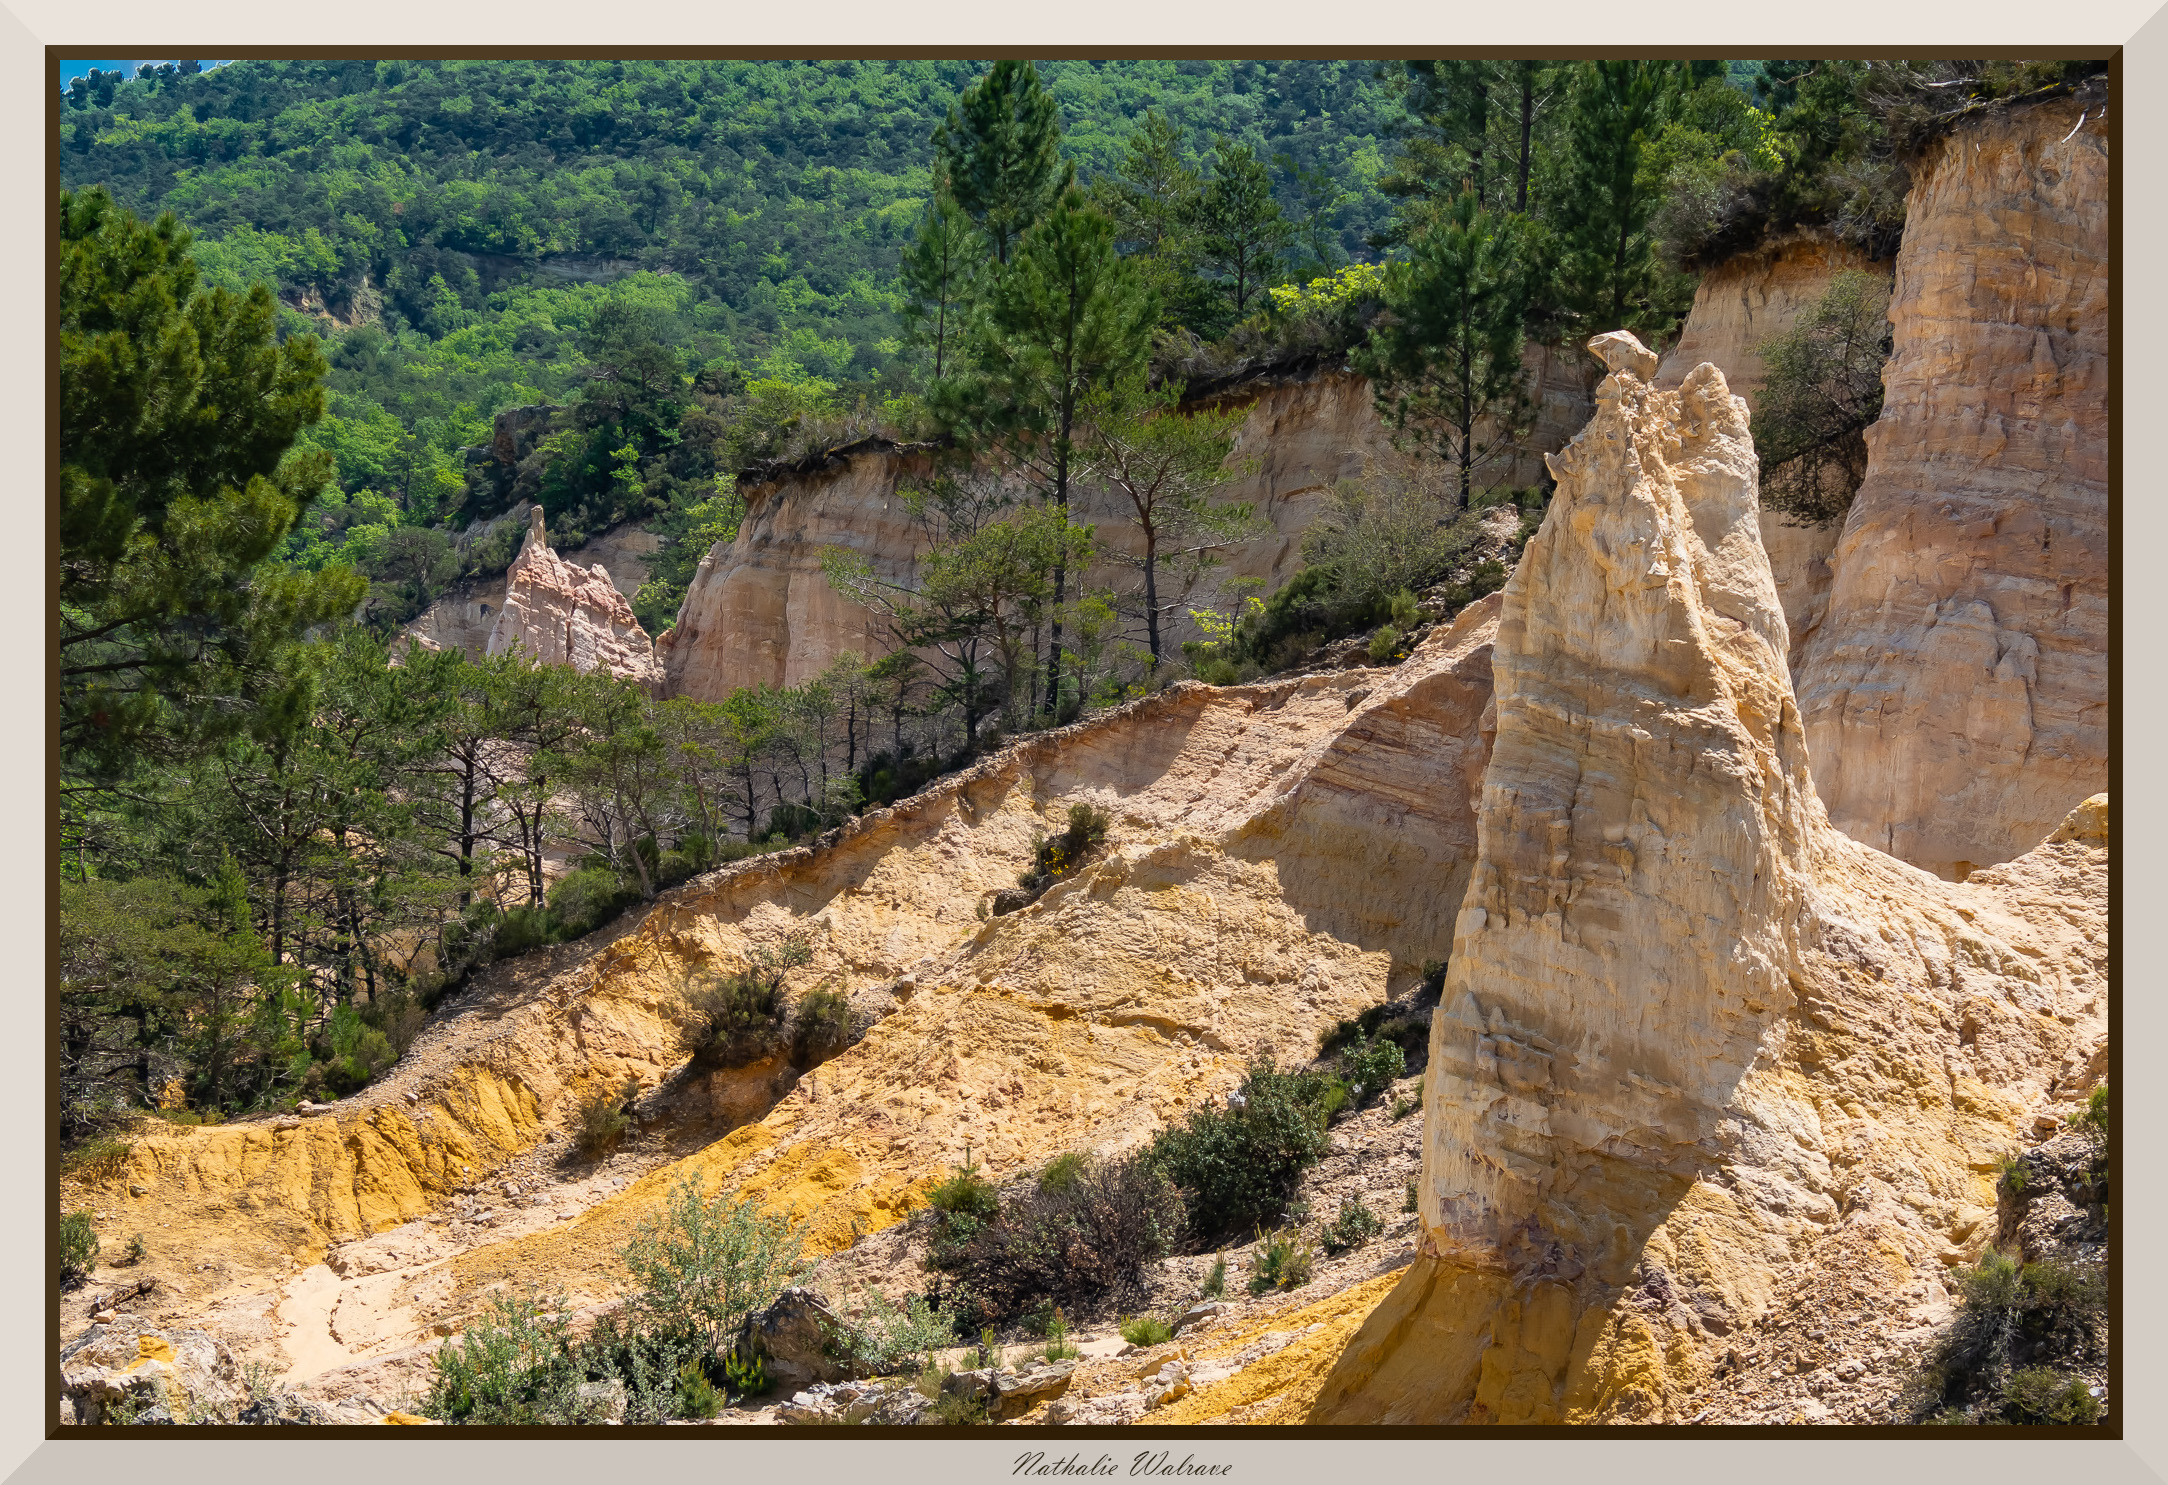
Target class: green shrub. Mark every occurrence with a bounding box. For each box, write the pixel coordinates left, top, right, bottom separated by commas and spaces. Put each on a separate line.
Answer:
1994, 1151, 2029, 1198
1120, 1315, 1173, 1347
1200, 1253, 1226, 1300
1246, 1227, 1315, 1295
1038, 1152, 1087, 1195
1017, 804, 1113, 896
840, 1289, 958, 1375
122, 1233, 146, 1266
422, 1288, 584, 1424
1041, 1307, 1078, 1362
1367, 625, 1401, 664
59, 1211, 98, 1287
929, 1385, 989, 1426
1314, 1077, 1351, 1123
926, 1153, 1183, 1327
2073, 1082, 2110, 1148
927, 1160, 1001, 1221
684, 934, 814, 1067
570, 1312, 704, 1424
1320, 1197, 1383, 1256
622, 1174, 807, 1359
791, 985, 853, 1064
1339, 1035, 1406, 1105
574, 1076, 636, 1159
1147, 1058, 1334, 1238
675, 1358, 721, 1418
1387, 589, 1421, 630
722, 1345, 770, 1398
1909, 1250, 2108, 1422
1404, 1178, 1419, 1213
1999, 1367, 2099, 1425
548, 866, 639, 939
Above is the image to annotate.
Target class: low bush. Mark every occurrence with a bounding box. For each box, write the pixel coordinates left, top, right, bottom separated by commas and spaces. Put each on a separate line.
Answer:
1119, 1315, 1174, 1347
791, 986, 853, 1065
2073, 1081, 2110, 1149
1994, 1151, 2029, 1198
1999, 1366, 2100, 1425
1200, 1253, 1227, 1300
1246, 1227, 1315, 1295
838, 1289, 958, 1375
1906, 1250, 2107, 1423
622, 1174, 806, 1359
1038, 1152, 1087, 1195
1320, 1197, 1384, 1256
1015, 804, 1113, 899
926, 1153, 1184, 1327
683, 934, 812, 1069
1403, 1178, 1419, 1214
1338, 1035, 1406, 1106
1041, 1308, 1078, 1362
1367, 625, 1402, 664
548, 866, 641, 940
59, 1211, 98, 1287
569, 1312, 703, 1424
1147, 1058, 1335, 1238
573, 1076, 636, 1159
675, 1358, 722, 1419
422, 1289, 587, 1424
722, 1345, 770, 1399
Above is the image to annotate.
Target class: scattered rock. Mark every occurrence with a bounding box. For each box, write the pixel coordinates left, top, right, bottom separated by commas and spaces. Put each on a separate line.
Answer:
1173, 1302, 1225, 1335
740, 1286, 851, 1393
61, 1313, 242, 1425
1141, 1359, 1191, 1410
237, 1393, 336, 1426
576, 1379, 626, 1423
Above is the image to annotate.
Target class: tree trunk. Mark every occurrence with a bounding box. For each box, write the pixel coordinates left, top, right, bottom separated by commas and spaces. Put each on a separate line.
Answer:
1517, 73, 1534, 213
1142, 522, 1164, 663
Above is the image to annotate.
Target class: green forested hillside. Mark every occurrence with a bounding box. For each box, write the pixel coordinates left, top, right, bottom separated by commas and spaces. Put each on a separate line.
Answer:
61, 60, 1406, 604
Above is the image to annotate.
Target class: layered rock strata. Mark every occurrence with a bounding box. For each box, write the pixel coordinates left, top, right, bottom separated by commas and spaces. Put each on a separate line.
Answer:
487, 509, 664, 684
1655, 234, 1894, 672
1306, 334, 2105, 1424
662, 367, 1593, 701
1795, 89, 2109, 879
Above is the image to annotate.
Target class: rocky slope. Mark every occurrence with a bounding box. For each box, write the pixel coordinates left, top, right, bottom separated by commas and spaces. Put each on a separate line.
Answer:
661, 364, 1593, 701
1794, 87, 2109, 880
1284, 334, 2104, 1425
63, 592, 1505, 1402
484, 509, 664, 684
1655, 233, 1893, 673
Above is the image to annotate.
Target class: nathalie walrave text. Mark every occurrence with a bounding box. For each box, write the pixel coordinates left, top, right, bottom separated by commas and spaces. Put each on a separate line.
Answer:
1014, 1452, 1233, 1477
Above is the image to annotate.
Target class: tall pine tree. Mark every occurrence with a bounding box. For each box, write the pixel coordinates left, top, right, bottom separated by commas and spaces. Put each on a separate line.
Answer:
1550, 60, 1690, 339
956, 190, 1155, 717
931, 61, 1072, 267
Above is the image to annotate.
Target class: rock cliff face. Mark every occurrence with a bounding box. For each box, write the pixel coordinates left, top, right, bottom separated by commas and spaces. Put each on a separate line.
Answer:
487, 510, 664, 684
1306, 335, 2104, 1424
407, 513, 659, 662
1655, 235, 1893, 672
661, 366, 1594, 701
1794, 90, 2109, 879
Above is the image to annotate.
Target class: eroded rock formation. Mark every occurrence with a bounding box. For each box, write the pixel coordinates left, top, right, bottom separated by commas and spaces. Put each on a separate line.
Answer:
661, 367, 1594, 701
1655, 234, 1894, 671
1795, 88, 2109, 879
407, 508, 659, 661
1305, 334, 2105, 1424
486, 509, 664, 684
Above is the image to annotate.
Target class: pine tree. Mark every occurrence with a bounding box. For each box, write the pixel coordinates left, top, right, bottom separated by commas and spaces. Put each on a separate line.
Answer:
931, 61, 1073, 267
1193, 138, 1293, 321
899, 189, 982, 381
1359, 191, 1538, 509
957, 190, 1156, 717
1550, 60, 1691, 339
60, 186, 364, 793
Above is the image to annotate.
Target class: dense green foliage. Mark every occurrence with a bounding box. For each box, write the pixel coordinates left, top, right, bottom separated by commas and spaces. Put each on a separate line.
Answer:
1754, 269, 1893, 526
1146, 1058, 1338, 1238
